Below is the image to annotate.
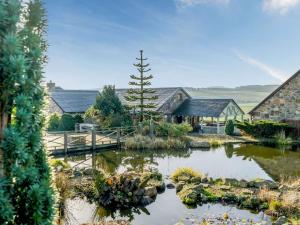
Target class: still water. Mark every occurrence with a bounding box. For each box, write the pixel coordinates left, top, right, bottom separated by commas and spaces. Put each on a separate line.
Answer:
62, 144, 300, 225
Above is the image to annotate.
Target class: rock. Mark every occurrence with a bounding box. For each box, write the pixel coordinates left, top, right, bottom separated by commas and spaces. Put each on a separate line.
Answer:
166, 183, 175, 189
56, 165, 63, 172
147, 179, 165, 193
201, 176, 209, 183
140, 196, 154, 205
191, 176, 202, 184
239, 179, 248, 188
219, 185, 231, 191
178, 184, 203, 205
201, 183, 210, 188
177, 175, 190, 182
189, 141, 210, 148
176, 181, 186, 192
83, 168, 94, 176
241, 189, 254, 195
222, 178, 239, 186
73, 170, 82, 177
273, 216, 288, 225
144, 186, 157, 198
250, 179, 279, 189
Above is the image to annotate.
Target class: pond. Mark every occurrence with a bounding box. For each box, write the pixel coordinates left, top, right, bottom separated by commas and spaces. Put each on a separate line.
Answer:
61, 144, 300, 225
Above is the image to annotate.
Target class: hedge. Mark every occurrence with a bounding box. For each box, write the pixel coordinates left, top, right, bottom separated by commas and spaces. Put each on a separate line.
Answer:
236, 120, 294, 138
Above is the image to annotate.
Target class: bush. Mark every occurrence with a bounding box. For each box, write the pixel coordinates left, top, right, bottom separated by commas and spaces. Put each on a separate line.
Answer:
155, 122, 192, 137
84, 106, 101, 124
47, 113, 61, 131
73, 114, 84, 124
124, 135, 187, 150
171, 167, 203, 183
236, 120, 293, 138
225, 120, 235, 135
58, 114, 76, 131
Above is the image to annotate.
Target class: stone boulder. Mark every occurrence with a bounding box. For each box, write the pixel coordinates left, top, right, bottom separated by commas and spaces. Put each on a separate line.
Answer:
189, 141, 210, 148
176, 181, 186, 192
177, 184, 203, 205
248, 179, 278, 189
144, 186, 157, 199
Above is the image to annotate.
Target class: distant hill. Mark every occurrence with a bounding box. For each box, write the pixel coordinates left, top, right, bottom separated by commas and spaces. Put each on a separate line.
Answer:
185, 85, 278, 104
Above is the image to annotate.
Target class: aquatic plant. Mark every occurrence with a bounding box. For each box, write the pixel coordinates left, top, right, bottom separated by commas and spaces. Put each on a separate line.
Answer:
208, 139, 223, 147
274, 131, 293, 146
124, 135, 187, 150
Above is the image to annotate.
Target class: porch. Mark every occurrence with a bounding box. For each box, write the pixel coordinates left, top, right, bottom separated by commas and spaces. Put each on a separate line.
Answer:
171, 99, 245, 134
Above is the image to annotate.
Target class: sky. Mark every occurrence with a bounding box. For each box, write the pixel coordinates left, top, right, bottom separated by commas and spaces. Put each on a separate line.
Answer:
44, 0, 300, 89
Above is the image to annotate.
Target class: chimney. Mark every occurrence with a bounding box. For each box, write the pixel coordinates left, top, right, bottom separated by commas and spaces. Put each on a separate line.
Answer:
46, 80, 56, 91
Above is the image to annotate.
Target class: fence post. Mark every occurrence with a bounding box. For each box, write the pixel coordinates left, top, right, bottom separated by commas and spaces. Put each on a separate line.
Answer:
117, 128, 121, 148
149, 118, 154, 138
92, 128, 96, 150
64, 132, 68, 155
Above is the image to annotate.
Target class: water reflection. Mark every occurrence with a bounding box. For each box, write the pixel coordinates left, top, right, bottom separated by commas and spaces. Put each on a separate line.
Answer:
61, 144, 300, 224
64, 144, 300, 181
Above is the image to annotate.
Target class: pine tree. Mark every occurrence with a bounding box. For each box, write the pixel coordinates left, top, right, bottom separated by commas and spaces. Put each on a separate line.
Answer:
0, 0, 55, 224
125, 50, 158, 122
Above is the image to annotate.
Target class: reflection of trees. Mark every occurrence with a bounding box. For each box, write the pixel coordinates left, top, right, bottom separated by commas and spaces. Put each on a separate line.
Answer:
231, 144, 300, 181
224, 144, 234, 158
92, 205, 150, 222
92, 149, 191, 174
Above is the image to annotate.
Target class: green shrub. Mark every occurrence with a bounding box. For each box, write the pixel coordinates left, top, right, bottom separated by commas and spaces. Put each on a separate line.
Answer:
155, 122, 192, 137
47, 113, 61, 131
225, 119, 235, 135
236, 120, 293, 138
73, 114, 84, 124
171, 167, 203, 183
58, 114, 76, 131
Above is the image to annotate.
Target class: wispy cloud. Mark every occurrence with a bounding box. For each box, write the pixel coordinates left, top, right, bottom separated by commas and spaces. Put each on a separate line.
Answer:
176, 0, 230, 8
263, 0, 300, 14
234, 50, 288, 82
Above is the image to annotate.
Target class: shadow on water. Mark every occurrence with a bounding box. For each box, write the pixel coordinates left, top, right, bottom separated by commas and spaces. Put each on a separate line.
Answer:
61, 144, 300, 224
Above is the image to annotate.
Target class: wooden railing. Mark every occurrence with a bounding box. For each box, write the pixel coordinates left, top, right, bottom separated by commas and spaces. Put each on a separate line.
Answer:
45, 127, 137, 156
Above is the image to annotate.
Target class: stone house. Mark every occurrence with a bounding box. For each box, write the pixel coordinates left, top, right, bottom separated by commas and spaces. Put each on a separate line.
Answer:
249, 70, 300, 122
48, 84, 244, 133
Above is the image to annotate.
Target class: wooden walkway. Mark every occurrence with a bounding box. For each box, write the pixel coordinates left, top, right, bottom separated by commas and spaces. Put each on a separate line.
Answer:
45, 128, 135, 156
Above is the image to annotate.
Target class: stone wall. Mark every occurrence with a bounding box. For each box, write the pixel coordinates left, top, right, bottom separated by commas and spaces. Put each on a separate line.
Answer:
251, 72, 300, 121
48, 97, 63, 115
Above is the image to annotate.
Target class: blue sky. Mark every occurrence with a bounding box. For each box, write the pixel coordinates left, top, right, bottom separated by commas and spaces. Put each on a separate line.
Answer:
44, 0, 300, 89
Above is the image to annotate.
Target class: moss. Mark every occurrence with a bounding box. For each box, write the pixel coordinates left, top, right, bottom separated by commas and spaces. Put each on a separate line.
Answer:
202, 189, 220, 202
177, 184, 202, 205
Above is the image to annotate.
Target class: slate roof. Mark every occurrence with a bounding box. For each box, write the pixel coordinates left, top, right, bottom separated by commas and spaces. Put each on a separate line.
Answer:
50, 90, 99, 113
173, 99, 242, 117
115, 87, 189, 111
50, 87, 189, 114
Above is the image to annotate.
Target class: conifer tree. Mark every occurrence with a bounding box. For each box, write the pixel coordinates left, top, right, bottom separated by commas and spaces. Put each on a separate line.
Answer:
125, 50, 158, 122
0, 0, 55, 224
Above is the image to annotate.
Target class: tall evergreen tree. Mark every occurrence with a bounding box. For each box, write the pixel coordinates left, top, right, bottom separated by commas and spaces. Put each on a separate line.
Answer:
125, 50, 158, 122
0, 0, 55, 224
